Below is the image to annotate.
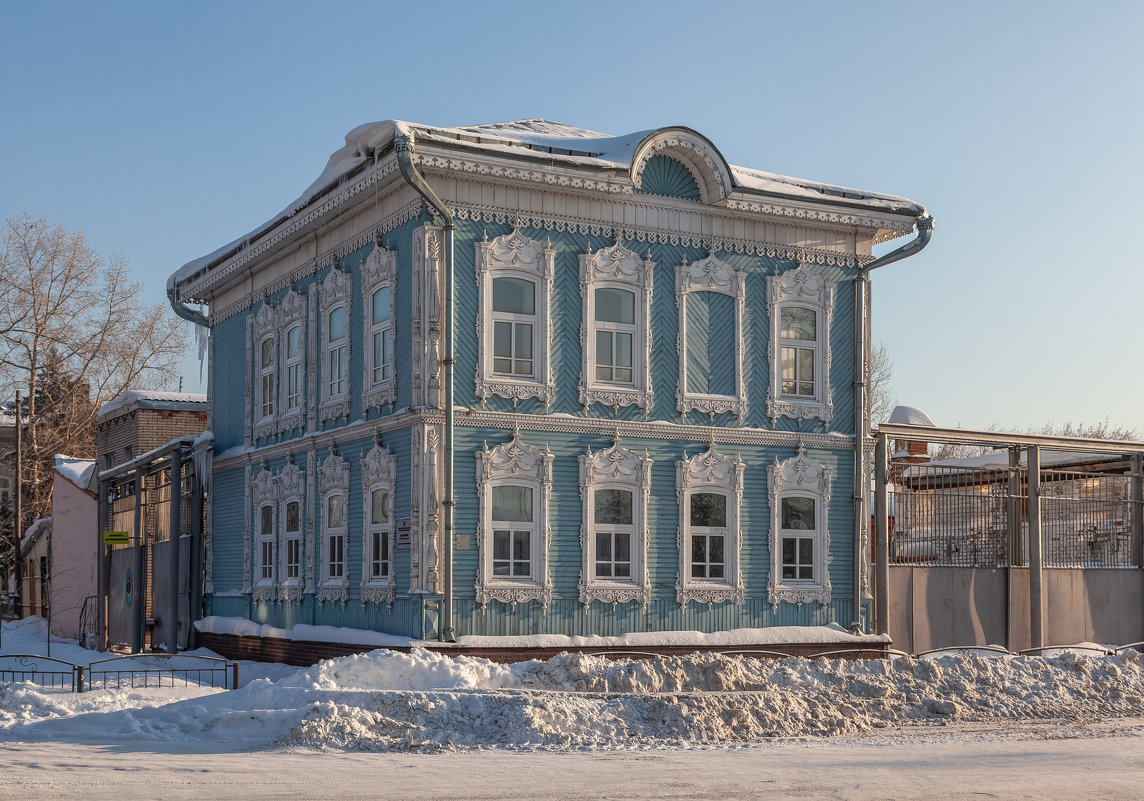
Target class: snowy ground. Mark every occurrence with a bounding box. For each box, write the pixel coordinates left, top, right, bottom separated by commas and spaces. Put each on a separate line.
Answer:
3, 617, 1144, 798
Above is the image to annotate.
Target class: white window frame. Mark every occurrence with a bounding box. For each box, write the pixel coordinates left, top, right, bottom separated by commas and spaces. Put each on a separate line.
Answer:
579, 241, 654, 411
475, 226, 556, 405
474, 432, 553, 607
360, 440, 396, 607
251, 466, 277, 603
578, 441, 652, 606
676, 255, 746, 419
251, 302, 278, 440
277, 289, 307, 433
767, 447, 833, 607
767, 265, 833, 423
276, 460, 305, 603
319, 262, 351, 421
362, 238, 398, 411
318, 449, 350, 604
675, 445, 745, 606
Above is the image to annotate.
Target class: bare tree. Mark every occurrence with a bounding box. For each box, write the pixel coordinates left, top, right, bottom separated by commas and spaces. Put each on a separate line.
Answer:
0, 211, 187, 526
868, 340, 896, 427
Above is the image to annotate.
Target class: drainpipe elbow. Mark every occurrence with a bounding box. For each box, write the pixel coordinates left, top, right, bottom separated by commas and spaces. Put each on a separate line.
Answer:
167, 285, 209, 328
865, 214, 934, 273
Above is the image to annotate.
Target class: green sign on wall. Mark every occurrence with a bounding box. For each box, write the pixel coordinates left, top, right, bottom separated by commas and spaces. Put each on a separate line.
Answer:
102, 530, 129, 545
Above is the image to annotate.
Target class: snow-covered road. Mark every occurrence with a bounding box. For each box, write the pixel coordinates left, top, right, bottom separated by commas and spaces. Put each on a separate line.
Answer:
4, 719, 1144, 800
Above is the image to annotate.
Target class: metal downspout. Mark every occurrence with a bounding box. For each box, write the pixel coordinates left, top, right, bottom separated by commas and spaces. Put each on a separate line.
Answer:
167, 286, 209, 328
854, 215, 934, 632
396, 133, 457, 643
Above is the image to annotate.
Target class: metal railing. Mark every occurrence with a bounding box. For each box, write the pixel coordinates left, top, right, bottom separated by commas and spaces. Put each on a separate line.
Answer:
0, 653, 237, 692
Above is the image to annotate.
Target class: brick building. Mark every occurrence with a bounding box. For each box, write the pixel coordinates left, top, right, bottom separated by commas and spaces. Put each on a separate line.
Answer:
97, 391, 208, 469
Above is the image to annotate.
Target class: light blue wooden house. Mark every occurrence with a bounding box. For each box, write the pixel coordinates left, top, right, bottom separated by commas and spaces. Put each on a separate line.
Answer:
167, 119, 932, 642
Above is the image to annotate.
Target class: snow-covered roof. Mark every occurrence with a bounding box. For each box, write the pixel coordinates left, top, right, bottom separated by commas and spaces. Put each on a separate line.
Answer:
19, 517, 52, 556
887, 405, 936, 427
97, 390, 207, 421
904, 450, 1126, 476
53, 455, 97, 491
169, 118, 927, 295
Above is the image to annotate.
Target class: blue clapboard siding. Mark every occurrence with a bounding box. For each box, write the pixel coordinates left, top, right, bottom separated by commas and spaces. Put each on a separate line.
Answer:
685, 291, 735, 396
210, 314, 247, 452
210, 467, 247, 594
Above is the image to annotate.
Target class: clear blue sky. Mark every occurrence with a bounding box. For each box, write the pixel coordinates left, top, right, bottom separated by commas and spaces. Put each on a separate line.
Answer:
3, 1, 1141, 433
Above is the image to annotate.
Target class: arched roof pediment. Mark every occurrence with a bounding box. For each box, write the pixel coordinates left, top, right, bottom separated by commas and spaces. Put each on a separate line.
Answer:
630, 127, 735, 206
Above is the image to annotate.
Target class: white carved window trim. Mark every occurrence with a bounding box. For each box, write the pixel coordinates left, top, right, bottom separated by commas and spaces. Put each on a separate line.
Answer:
319, 263, 352, 421
578, 441, 652, 606
578, 241, 654, 411
474, 226, 556, 406
361, 238, 398, 412
318, 449, 350, 604
675, 445, 745, 606
767, 447, 833, 608
360, 440, 397, 607
767, 265, 833, 423
277, 460, 305, 603
675, 255, 747, 419
277, 289, 307, 433
474, 433, 553, 607
251, 302, 278, 440
252, 466, 277, 603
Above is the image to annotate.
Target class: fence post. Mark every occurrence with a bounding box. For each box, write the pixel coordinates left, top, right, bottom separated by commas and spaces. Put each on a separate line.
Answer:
230, 662, 240, 690
1006, 447, 1020, 650
75, 664, 85, 693
874, 432, 890, 636
132, 466, 145, 653
167, 448, 183, 654
1027, 445, 1044, 649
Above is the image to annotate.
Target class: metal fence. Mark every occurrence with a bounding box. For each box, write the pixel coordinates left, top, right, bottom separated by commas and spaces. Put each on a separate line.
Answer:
889, 452, 1142, 569
0, 653, 238, 692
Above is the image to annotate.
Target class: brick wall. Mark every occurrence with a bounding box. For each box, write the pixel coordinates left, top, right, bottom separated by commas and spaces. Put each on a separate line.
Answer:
195, 631, 888, 667
97, 408, 207, 468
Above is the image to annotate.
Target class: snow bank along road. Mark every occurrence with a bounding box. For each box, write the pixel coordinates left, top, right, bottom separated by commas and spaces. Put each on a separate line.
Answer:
5, 645, 1144, 750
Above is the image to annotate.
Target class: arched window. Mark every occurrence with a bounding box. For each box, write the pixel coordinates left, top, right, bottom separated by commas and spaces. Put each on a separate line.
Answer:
362, 239, 397, 411
767, 266, 833, 423
768, 447, 833, 607
579, 242, 654, 411
318, 449, 350, 604
250, 301, 278, 439
474, 433, 553, 607
474, 227, 555, 405
675, 445, 745, 606
276, 460, 305, 603
361, 441, 396, 606
318, 262, 351, 421
578, 441, 652, 606
251, 466, 277, 604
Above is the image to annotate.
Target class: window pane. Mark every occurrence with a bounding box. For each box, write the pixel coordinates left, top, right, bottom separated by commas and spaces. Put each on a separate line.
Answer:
614, 532, 630, 562
261, 338, 274, 368
260, 506, 273, 536
799, 349, 815, 383
287, 326, 302, 359
328, 306, 346, 340
799, 538, 814, 565
690, 493, 727, 527
782, 537, 797, 564
371, 488, 389, 524
615, 332, 632, 367
327, 494, 344, 528
493, 277, 535, 315
513, 530, 530, 561
691, 536, 706, 563
595, 288, 635, 324
493, 530, 510, 561
492, 485, 533, 523
596, 331, 613, 366
595, 531, 612, 562
782, 347, 796, 381
372, 287, 391, 325
781, 497, 815, 530
594, 489, 633, 525
494, 321, 512, 358
515, 324, 533, 359
710, 535, 724, 564
286, 501, 299, 533
780, 307, 816, 340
